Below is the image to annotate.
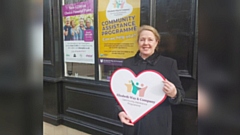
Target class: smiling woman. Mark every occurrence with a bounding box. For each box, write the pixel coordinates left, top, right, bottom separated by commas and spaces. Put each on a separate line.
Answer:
116, 25, 185, 135
44, 0, 197, 134
137, 26, 160, 59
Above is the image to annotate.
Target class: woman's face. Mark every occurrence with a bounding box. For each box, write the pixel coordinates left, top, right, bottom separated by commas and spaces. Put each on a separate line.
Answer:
66, 19, 70, 26
138, 30, 158, 59
71, 21, 75, 27
80, 20, 84, 26
86, 21, 91, 28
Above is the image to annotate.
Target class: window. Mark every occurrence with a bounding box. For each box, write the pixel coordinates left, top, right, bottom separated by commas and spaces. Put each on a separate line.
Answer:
62, 0, 141, 81
155, 0, 197, 77
62, 0, 95, 79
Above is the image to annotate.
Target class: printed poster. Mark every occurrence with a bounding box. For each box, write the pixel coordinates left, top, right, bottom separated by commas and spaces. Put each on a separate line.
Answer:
62, 0, 95, 64
98, 0, 141, 66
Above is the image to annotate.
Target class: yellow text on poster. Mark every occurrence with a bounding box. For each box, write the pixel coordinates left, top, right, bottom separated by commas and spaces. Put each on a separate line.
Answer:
98, 0, 140, 59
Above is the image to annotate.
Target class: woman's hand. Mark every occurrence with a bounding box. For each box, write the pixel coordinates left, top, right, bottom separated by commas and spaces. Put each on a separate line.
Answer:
64, 30, 68, 36
118, 111, 134, 126
163, 79, 177, 98
71, 30, 74, 36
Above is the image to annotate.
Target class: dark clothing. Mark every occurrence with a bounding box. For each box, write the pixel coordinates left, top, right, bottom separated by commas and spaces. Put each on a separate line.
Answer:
63, 25, 72, 41
116, 51, 185, 135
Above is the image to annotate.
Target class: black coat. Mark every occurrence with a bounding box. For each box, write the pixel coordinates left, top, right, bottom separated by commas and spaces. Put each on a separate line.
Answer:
116, 51, 185, 135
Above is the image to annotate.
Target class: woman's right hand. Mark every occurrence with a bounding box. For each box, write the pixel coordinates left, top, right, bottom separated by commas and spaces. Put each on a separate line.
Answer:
118, 111, 134, 126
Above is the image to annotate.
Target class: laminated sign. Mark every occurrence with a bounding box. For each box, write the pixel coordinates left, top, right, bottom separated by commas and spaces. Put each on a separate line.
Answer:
110, 68, 167, 123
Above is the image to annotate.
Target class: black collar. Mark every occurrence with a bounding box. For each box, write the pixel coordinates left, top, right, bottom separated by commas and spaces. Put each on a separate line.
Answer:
133, 51, 160, 66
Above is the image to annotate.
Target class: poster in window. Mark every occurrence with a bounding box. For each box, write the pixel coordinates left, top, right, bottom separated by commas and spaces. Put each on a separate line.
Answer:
98, 0, 140, 66
62, 0, 94, 64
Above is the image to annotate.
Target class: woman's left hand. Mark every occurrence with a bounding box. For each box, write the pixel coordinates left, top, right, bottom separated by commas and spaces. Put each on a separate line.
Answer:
162, 79, 177, 98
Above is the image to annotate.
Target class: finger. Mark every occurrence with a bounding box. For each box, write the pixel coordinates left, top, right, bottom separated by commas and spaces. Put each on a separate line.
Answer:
120, 117, 126, 123
162, 80, 168, 84
121, 117, 134, 126
163, 87, 174, 94
125, 122, 134, 126
124, 114, 132, 120
163, 80, 173, 87
165, 79, 172, 83
163, 82, 172, 89
164, 87, 175, 94
163, 79, 174, 85
163, 83, 171, 89
163, 89, 172, 97
164, 81, 175, 89
163, 87, 169, 94
163, 86, 168, 91
164, 85, 174, 92
163, 79, 169, 83
119, 112, 133, 123
123, 120, 134, 126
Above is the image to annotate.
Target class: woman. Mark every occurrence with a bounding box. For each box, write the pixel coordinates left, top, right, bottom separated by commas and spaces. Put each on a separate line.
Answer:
70, 20, 79, 40
78, 18, 85, 40
63, 16, 72, 41
116, 25, 185, 135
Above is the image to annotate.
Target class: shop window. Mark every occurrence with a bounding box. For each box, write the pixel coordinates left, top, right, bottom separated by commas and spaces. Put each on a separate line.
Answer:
155, 0, 197, 77
62, 0, 141, 81
65, 62, 95, 79
62, 0, 95, 79
98, 64, 122, 81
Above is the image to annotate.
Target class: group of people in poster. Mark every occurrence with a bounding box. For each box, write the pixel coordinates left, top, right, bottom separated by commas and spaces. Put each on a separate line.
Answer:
63, 16, 94, 41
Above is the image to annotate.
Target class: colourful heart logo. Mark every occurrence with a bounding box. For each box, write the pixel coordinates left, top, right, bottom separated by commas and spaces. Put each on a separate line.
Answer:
106, 0, 133, 20
110, 68, 167, 124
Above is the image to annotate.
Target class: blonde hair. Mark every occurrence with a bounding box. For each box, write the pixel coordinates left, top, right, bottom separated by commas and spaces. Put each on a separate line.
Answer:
137, 25, 161, 42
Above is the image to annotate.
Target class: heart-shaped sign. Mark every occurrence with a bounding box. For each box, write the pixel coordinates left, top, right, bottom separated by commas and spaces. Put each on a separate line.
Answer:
110, 68, 167, 124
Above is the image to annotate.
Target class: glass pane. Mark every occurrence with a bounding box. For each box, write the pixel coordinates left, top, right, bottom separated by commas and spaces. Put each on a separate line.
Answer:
43, 0, 52, 61
65, 62, 95, 79
156, 0, 195, 71
97, 0, 141, 81
62, 0, 95, 79
99, 64, 122, 81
